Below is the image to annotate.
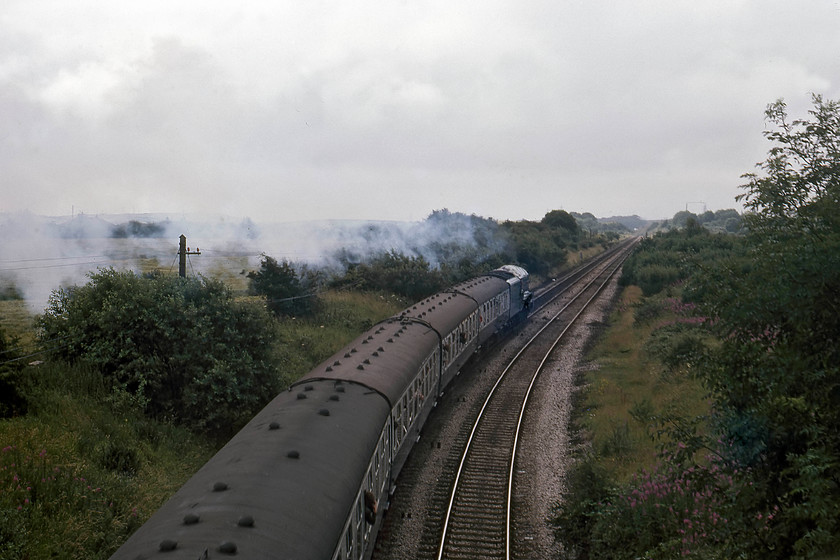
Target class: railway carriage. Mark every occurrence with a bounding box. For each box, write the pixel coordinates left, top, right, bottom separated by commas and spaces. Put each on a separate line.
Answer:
109, 266, 530, 560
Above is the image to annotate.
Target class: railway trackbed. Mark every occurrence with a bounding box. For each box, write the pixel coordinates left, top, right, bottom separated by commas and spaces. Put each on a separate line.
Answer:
373, 239, 638, 560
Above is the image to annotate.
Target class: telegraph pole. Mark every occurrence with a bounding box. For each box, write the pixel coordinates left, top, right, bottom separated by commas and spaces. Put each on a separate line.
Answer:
178, 234, 201, 278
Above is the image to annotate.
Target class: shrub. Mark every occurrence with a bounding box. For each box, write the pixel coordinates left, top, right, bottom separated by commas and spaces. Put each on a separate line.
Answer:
247, 254, 320, 316
644, 323, 706, 371
37, 269, 282, 435
0, 326, 27, 418
333, 250, 446, 300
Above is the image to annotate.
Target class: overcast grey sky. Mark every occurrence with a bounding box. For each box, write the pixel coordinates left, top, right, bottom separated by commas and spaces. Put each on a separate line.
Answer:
2, 1, 839, 223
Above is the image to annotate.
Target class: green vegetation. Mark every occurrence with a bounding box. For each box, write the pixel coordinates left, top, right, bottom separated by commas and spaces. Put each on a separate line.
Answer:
0, 335, 215, 559
619, 227, 745, 297
554, 94, 840, 559
1, 287, 405, 558
663, 208, 744, 233
0, 204, 618, 558
37, 269, 282, 435
110, 220, 166, 238
247, 254, 322, 316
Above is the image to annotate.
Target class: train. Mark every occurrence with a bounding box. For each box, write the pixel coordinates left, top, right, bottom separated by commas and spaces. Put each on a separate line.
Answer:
109, 265, 532, 560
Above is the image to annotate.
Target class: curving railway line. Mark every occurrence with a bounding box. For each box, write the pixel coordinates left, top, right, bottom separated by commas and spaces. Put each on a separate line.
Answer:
374, 237, 638, 560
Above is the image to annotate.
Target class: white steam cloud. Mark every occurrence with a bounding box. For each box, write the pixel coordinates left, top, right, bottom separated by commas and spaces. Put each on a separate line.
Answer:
0, 211, 507, 313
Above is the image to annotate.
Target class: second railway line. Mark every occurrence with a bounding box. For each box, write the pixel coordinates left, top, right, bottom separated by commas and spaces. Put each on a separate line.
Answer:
374, 238, 638, 560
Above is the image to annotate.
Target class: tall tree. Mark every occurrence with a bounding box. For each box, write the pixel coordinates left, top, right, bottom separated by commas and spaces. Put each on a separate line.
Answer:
689, 94, 840, 557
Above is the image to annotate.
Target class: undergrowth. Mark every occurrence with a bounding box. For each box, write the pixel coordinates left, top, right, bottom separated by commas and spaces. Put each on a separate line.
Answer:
0, 288, 403, 559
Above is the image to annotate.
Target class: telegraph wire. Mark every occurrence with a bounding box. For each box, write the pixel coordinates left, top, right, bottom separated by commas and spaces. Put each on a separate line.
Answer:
0, 334, 71, 357
0, 341, 73, 366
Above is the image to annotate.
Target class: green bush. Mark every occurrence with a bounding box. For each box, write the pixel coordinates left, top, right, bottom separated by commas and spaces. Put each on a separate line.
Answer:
644, 323, 706, 371
632, 298, 664, 324
0, 326, 27, 418
37, 268, 282, 435
333, 250, 446, 300
247, 254, 320, 316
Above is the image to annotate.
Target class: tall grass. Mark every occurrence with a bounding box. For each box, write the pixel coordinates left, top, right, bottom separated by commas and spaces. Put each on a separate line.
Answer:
555, 284, 716, 558
1, 361, 215, 559
0, 287, 405, 558
273, 290, 407, 379
573, 285, 709, 481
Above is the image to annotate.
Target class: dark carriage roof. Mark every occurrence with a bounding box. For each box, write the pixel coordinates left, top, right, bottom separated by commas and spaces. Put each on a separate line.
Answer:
298, 274, 511, 405
298, 317, 441, 406
110, 380, 391, 560
447, 272, 513, 304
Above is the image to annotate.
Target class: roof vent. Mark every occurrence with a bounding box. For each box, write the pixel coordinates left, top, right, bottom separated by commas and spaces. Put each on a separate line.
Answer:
325, 366, 333, 372
219, 541, 237, 554
287, 450, 300, 459
269, 422, 281, 430
297, 393, 307, 400
213, 482, 229, 492
238, 515, 255, 528
318, 409, 331, 416
183, 513, 200, 525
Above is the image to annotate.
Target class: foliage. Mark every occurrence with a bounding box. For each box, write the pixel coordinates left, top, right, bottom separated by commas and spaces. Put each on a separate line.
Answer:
683, 94, 840, 557
110, 220, 167, 238
36, 268, 282, 434
571, 211, 635, 235
247, 254, 320, 316
0, 326, 27, 418
668, 209, 743, 233
620, 228, 744, 296
0, 364, 214, 560
644, 321, 706, 372
557, 95, 840, 560
541, 209, 580, 234
499, 216, 571, 275
332, 250, 446, 300
328, 208, 612, 290
422, 209, 513, 272
0, 281, 23, 301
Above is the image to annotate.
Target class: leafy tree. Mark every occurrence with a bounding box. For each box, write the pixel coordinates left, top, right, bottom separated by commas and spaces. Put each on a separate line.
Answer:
500, 220, 568, 275
541, 209, 580, 234
334, 250, 445, 300
686, 94, 840, 557
247, 254, 319, 316
37, 269, 282, 435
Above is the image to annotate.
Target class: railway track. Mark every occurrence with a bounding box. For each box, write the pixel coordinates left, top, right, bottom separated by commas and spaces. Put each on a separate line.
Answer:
373, 238, 638, 560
